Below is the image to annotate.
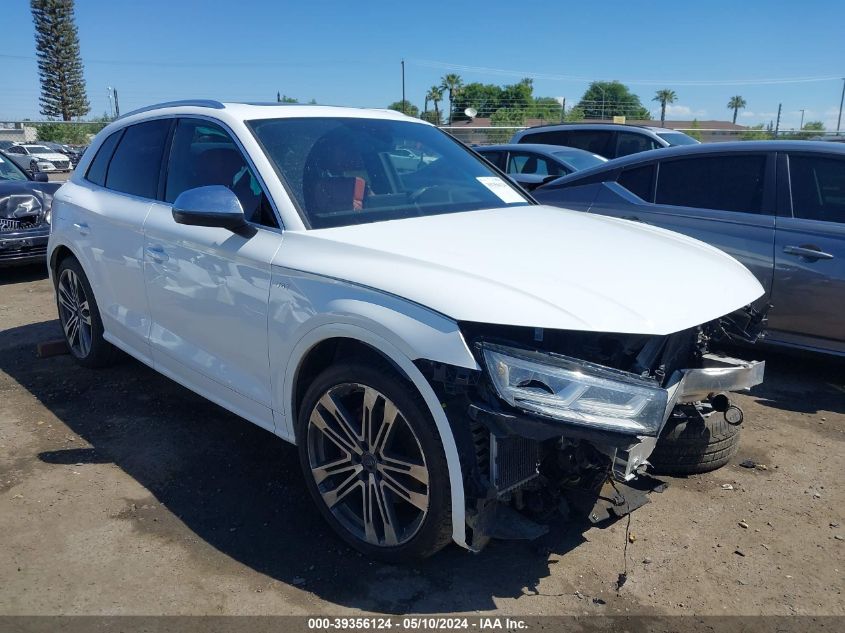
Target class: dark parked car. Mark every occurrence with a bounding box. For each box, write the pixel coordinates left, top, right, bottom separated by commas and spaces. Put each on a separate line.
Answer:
0, 151, 61, 266
533, 141, 845, 356
511, 123, 698, 159
475, 144, 607, 190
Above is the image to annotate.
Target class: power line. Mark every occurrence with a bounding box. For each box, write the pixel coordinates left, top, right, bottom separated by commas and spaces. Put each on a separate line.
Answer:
409, 59, 843, 86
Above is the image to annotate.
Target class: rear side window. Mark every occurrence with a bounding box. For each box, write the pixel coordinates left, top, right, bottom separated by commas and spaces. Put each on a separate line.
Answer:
656, 155, 767, 214
617, 164, 655, 201
789, 155, 845, 224
522, 130, 613, 157
507, 152, 568, 176
85, 130, 123, 187
615, 132, 659, 157
105, 120, 172, 199
478, 150, 506, 170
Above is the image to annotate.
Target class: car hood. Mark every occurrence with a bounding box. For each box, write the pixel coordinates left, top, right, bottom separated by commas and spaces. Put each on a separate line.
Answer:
30, 152, 67, 162
0, 181, 60, 221
278, 205, 764, 336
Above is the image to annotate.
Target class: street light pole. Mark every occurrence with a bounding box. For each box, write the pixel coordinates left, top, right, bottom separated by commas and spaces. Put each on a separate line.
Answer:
799, 109, 805, 131
401, 59, 406, 115
837, 78, 845, 136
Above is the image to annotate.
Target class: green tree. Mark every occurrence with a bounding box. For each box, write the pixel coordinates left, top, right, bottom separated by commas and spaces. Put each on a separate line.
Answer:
653, 89, 677, 127
565, 106, 586, 121
741, 124, 769, 140
451, 82, 502, 119
440, 73, 464, 125
787, 120, 825, 140
276, 93, 298, 103
530, 97, 564, 121
500, 78, 534, 112
387, 100, 419, 117
425, 85, 444, 124
727, 95, 747, 124
31, 0, 90, 120
686, 119, 703, 141
35, 115, 109, 144
487, 108, 525, 143
576, 81, 650, 120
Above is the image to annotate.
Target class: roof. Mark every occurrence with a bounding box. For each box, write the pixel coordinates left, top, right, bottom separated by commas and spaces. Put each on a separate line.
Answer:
545, 140, 845, 186
117, 100, 422, 124
477, 143, 602, 156
449, 118, 748, 131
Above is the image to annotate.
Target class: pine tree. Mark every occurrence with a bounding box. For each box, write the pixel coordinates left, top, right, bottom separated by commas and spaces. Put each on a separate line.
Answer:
31, 0, 90, 120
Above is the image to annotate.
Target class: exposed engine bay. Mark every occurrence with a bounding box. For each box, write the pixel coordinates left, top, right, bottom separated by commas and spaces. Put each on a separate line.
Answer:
418, 306, 767, 550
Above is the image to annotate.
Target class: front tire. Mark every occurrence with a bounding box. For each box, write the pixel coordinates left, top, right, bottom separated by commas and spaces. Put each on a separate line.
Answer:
55, 256, 117, 368
650, 411, 741, 475
297, 360, 452, 562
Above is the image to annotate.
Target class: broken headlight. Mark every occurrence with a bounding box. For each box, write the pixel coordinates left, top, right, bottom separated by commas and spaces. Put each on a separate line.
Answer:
482, 343, 669, 435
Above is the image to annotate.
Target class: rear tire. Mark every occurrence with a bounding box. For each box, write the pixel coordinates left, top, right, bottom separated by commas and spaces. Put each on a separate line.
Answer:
650, 411, 741, 475
296, 359, 452, 562
55, 256, 118, 368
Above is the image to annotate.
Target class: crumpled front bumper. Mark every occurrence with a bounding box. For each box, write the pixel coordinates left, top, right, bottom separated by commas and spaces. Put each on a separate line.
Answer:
606, 354, 765, 481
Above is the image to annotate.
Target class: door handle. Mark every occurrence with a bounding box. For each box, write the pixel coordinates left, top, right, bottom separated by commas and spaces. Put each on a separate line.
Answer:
72, 222, 89, 235
145, 245, 169, 263
783, 245, 834, 261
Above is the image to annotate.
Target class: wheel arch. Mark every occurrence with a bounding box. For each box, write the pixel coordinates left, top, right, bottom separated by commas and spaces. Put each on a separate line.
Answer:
283, 323, 472, 550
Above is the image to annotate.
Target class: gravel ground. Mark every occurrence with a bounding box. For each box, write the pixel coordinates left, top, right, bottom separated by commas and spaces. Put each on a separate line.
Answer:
1, 265, 843, 616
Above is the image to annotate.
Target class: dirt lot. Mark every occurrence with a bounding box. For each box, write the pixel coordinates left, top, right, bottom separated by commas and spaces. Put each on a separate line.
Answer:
1, 264, 843, 616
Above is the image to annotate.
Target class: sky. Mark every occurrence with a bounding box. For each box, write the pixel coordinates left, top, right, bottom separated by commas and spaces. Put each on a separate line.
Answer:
2, 0, 844, 131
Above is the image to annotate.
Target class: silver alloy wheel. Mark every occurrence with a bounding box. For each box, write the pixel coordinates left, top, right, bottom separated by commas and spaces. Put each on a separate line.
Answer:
307, 383, 430, 547
57, 268, 93, 358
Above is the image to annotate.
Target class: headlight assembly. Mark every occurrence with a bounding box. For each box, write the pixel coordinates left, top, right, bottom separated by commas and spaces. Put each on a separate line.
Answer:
482, 343, 670, 435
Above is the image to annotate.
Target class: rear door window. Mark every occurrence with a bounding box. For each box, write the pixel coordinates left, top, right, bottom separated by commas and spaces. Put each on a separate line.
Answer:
478, 150, 506, 170
656, 154, 767, 214
105, 119, 172, 199
788, 154, 845, 224
615, 132, 660, 157
507, 152, 568, 176
617, 163, 656, 201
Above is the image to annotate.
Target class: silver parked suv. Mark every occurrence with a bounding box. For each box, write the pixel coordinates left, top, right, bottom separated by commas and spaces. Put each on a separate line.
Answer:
511, 123, 699, 159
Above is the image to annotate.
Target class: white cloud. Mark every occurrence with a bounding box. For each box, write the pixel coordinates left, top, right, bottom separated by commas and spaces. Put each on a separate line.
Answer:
658, 104, 707, 118
740, 111, 776, 119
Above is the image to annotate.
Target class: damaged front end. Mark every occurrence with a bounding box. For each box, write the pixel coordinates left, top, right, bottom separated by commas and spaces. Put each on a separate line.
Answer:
0, 185, 55, 266
418, 308, 766, 551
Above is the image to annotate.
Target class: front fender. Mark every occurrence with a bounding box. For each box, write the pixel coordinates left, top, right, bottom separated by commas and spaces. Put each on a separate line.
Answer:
268, 268, 478, 549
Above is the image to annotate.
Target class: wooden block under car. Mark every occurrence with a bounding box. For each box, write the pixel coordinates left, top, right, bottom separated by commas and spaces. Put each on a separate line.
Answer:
37, 339, 68, 358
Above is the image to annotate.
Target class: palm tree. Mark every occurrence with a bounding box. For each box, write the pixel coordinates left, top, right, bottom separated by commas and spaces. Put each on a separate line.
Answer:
426, 86, 443, 125
652, 89, 677, 127
440, 74, 463, 125
727, 95, 747, 124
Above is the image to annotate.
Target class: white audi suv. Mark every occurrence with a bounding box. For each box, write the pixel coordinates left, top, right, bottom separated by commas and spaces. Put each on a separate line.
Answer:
47, 101, 765, 561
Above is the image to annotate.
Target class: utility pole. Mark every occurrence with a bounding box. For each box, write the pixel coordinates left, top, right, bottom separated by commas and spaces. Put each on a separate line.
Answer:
559, 97, 565, 123
107, 86, 114, 119
401, 59, 406, 115
799, 109, 805, 131
774, 103, 782, 138
837, 78, 845, 135
113, 88, 120, 117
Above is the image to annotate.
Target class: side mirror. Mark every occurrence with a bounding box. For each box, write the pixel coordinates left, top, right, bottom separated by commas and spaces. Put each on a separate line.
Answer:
172, 185, 247, 231
33, 172, 49, 183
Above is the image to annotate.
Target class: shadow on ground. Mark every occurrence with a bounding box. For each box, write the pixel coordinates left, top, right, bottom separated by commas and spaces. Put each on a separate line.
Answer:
0, 263, 49, 286
0, 319, 615, 613
731, 345, 845, 416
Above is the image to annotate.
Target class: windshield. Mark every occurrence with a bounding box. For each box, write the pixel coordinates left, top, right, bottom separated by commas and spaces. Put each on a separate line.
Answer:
27, 146, 54, 155
0, 154, 28, 181
656, 132, 699, 146
248, 117, 530, 229
552, 150, 608, 171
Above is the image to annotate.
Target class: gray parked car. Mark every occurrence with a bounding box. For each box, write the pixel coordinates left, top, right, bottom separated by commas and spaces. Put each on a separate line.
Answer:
475, 144, 607, 190
511, 123, 699, 159
533, 141, 845, 356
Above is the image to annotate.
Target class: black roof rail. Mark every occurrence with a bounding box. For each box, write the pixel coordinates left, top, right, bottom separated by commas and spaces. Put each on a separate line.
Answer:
520, 121, 654, 131
118, 99, 226, 120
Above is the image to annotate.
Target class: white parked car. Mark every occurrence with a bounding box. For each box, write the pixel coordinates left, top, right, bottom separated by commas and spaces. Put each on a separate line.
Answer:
48, 101, 765, 561
4, 144, 72, 173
